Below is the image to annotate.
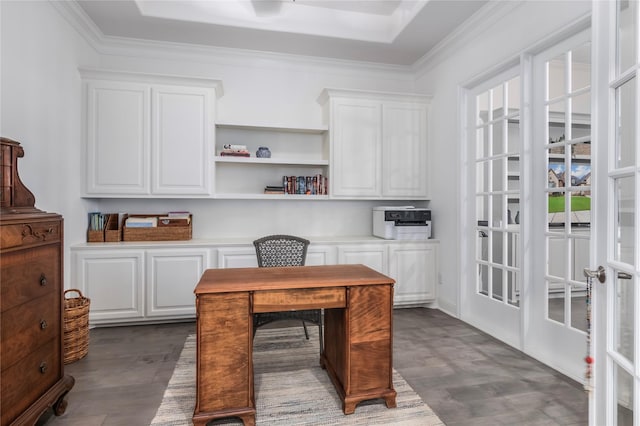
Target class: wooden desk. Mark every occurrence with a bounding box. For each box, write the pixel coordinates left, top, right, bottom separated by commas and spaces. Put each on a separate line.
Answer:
192, 264, 397, 426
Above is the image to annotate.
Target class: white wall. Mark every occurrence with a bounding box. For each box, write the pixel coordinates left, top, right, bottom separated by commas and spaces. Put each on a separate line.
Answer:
414, 1, 591, 314
0, 1, 425, 290
1, 0, 99, 287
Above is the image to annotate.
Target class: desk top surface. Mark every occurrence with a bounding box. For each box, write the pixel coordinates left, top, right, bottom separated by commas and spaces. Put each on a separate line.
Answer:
195, 264, 394, 294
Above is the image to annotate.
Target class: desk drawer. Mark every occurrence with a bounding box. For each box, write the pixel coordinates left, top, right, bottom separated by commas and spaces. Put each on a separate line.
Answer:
253, 287, 346, 313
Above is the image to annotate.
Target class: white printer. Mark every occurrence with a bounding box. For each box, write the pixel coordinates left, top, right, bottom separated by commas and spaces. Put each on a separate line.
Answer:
373, 206, 432, 240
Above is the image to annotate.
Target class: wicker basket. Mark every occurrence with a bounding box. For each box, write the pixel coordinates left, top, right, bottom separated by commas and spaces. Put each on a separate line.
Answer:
63, 289, 90, 364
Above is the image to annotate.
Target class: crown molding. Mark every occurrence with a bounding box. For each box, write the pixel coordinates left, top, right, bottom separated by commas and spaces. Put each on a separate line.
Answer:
412, 1, 525, 78
49, 0, 104, 49
50, 1, 415, 81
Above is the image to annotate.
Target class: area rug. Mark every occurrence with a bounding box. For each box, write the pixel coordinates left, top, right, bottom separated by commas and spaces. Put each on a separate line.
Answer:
151, 327, 444, 425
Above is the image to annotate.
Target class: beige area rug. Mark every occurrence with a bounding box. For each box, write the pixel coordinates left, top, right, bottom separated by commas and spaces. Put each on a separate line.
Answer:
151, 327, 444, 425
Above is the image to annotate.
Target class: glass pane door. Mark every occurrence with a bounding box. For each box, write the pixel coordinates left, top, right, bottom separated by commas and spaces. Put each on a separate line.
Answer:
528, 29, 592, 381
608, 1, 639, 422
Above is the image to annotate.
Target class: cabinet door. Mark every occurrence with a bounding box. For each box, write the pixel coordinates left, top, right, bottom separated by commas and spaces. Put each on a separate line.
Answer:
217, 247, 258, 268
382, 102, 428, 198
152, 85, 213, 195
388, 242, 437, 306
85, 81, 151, 195
73, 250, 144, 323
306, 244, 336, 265
337, 244, 387, 274
330, 98, 381, 198
146, 249, 208, 318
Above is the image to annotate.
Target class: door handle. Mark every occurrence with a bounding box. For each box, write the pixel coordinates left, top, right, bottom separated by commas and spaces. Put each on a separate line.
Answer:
584, 266, 606, 283
618, 272, 633, 280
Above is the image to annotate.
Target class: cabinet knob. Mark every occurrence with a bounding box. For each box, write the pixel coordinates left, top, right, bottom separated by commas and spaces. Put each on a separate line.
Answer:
40, 274, 47, 286
39, 362, 47, 374
40, 319, 48, 330
48, 227, 54, 234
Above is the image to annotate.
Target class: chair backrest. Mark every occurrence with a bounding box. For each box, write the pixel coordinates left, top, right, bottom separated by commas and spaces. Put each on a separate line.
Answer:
253, 235, 310, 267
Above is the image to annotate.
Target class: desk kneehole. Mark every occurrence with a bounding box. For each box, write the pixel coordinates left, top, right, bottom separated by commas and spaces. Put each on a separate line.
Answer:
252, 287, 347, 313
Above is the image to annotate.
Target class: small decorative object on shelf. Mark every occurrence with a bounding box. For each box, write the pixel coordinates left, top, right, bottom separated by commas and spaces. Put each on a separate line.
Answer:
256, 146, 271, 158
220, 144, 250, 157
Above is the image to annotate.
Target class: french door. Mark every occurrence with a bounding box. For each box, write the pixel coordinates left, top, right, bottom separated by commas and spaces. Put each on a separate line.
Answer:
528, 29, 593, 381
592, 1, 640, 424
462, 66, 522, 348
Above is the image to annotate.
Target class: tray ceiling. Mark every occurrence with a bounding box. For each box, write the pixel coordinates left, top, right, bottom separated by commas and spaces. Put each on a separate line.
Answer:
76, 0, 488, 66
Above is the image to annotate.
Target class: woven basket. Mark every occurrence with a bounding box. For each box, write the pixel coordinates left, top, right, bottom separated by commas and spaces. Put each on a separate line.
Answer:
63, 289, 90, 364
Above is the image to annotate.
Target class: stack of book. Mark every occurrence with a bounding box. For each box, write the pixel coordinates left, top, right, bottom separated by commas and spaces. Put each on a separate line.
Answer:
264, 185, 285, 194
220, 144, 250, 157
125, 216, 158, 228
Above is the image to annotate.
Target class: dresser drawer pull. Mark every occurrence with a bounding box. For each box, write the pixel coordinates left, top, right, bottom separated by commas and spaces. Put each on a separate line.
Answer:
39, 362, 47, 374
40, 274, 47, 286
40, 319, 48, 329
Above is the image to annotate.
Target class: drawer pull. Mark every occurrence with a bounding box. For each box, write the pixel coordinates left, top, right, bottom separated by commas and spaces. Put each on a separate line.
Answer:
40, 319, 48, 329
40, 274, 47, 286
48, 227, 54, 233
39, 362, 47, 374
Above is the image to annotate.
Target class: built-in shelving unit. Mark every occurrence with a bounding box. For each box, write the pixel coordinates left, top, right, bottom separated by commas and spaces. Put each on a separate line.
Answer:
214, 122, 330, 199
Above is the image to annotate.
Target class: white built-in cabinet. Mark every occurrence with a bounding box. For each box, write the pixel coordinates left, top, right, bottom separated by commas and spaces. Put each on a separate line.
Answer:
388, 242, 438, 305
71, 239, 439, 325
80, 69, 222, 197
146, 248, 209, 318
318, 89, 430, 199
72, 249, 144, 323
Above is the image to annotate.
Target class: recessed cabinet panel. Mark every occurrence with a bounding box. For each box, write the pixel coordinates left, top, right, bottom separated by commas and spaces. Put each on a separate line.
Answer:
153, 86, 212, 195
306, 244, 336, 265
74, 250, 144, 322
337, 244, 388, 274
217, 247, 259, 268
146, 249, 208, 317
382, 102, 428, 198
389, 243, 437, 305
330, 100, 381, 198
85, 81, 150, 195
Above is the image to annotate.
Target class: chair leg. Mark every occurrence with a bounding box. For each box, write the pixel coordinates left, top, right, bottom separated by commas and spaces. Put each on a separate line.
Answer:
318, 322, 323, 356
302, 320, 310, 339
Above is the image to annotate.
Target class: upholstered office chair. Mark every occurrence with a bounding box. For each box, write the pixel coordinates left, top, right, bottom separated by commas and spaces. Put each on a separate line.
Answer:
252, 235, 323, 354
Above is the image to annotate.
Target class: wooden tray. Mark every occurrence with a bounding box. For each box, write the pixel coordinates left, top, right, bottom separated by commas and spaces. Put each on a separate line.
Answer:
121, 214, 192, 241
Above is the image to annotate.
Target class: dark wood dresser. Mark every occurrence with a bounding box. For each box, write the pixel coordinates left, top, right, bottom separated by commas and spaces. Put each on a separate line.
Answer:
0, 137, 74, 425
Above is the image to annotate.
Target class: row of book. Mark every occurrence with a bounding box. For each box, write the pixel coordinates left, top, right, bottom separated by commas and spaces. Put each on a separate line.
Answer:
264, 175, 328, 195
88, 212, 107, 231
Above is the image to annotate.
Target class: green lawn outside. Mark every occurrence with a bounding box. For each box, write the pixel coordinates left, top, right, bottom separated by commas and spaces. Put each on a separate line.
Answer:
548, 195, 591, 213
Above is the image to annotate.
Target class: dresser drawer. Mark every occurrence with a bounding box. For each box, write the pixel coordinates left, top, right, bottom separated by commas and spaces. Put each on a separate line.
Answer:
0, 220, 61, 250
1, 293, 60, 371
1, 245, 60, 312
0, 338, 61, 425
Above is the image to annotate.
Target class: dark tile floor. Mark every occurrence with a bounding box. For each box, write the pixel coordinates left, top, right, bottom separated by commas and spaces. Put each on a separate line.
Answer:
40, 308, 587, 425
